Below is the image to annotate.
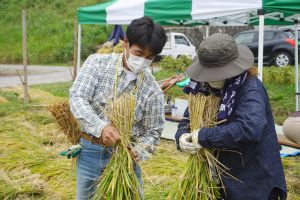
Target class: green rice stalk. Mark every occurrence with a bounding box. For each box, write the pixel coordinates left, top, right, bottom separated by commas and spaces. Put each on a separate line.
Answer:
92, 94, 142, 200
167, 94, 229, 200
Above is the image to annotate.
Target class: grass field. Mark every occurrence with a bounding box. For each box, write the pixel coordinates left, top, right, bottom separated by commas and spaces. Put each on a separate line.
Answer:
0, 69, 299, 199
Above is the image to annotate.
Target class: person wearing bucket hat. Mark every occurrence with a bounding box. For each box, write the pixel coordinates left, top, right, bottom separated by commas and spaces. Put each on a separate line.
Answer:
175, 33, 287, 200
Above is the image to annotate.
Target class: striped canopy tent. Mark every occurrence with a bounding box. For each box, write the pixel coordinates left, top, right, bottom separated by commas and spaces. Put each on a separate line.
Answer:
77, 0, 299, 26
76, 0, 300, 111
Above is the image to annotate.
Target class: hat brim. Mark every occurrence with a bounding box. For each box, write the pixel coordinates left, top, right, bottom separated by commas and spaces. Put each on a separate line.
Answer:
186, 45, 254, 82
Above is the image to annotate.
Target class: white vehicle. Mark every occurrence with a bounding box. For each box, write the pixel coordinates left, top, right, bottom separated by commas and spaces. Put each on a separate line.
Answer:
160, 32, 196, 59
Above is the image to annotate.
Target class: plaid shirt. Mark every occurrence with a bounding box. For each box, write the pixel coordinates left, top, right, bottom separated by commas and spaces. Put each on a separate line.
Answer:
69, 53, 165, 160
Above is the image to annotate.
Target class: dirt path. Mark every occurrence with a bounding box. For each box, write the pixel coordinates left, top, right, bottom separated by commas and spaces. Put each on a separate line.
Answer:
0, 64, 73, 88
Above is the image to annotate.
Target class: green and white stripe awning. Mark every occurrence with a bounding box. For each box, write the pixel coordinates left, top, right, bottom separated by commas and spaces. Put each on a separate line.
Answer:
77, 0, 261, 25
77, 0, 300, 26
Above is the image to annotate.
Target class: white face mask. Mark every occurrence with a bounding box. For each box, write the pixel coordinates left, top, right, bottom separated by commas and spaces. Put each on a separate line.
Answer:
125, 49, 153, 74
208, 80, 225, 89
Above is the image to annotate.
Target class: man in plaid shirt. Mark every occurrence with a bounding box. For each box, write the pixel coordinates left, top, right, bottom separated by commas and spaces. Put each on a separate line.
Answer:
69, 17, 166, 200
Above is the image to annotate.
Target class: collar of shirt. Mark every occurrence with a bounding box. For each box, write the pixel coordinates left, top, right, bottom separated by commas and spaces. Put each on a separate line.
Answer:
124, 68, 137, 82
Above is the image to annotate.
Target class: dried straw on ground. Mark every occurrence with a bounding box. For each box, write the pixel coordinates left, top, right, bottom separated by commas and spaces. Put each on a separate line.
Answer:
0, 168, 47, 197
48, 101, 81, 144
167, 94, 229, 200
92, 93, 142, 200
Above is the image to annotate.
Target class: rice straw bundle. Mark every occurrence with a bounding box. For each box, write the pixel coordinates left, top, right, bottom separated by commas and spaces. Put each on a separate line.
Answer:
167, 94, 229, 200
48, 101, 81, 144
97, 41, 124, 54
92, 93, 142, 200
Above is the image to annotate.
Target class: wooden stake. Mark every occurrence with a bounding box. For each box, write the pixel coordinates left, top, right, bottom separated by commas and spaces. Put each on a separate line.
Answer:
73, 16, 78, 80
22, 9, 29, 103
69, 68, 74, 80
16, 69, 24, 84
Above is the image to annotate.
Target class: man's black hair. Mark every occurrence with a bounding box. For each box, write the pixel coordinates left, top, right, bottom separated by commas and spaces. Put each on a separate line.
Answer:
126, 16, 167, 56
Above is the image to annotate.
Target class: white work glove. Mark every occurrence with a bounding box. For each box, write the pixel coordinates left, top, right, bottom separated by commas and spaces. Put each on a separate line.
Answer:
179, 129, 202, 154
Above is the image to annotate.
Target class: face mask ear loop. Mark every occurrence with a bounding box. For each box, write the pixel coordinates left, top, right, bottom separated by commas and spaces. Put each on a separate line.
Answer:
114, 54, 122, 98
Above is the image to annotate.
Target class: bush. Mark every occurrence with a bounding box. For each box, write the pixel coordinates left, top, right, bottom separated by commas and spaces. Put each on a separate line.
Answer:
160, 56, 175, 70
263, 66, 295, 84
160, 55, 192, 73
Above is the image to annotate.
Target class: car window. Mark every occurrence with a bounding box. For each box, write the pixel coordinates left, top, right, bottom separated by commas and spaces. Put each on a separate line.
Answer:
264, 31, 275, 41
275, 31, 292, 39
234, 32, 256, 44
175, 36, 189, 46
280, 29, 299, 39
283, 31, 294, 39
289, 31, 299, 39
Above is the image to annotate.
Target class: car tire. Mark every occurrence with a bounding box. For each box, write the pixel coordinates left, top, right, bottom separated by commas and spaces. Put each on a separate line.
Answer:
273, 52, 292, 67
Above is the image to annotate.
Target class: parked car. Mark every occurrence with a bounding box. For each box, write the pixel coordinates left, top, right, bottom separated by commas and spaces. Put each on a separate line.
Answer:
159, 32, 196, 59
234, 30, 297, 67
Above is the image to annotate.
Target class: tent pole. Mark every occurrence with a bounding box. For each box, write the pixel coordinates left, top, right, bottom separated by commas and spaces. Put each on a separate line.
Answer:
76, 24, 81, 78
205, 26, 210, 38
295, 23, 299, 111
257, 9, 264, 82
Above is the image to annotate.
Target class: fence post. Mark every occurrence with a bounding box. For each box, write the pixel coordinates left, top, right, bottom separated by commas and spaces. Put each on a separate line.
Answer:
22, 9, 29, 103
73, 17, 77, 80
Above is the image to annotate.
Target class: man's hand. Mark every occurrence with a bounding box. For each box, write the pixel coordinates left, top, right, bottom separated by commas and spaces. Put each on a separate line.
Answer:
101, 125, 121, 146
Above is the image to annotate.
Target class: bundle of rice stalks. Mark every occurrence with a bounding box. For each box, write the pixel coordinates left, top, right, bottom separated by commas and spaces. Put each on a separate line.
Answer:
48, 101, 81, 144
97, 47, 113, 54
92, 93, 142, 200
97, 40, 124, 54
112, 41, 124, 53
167, 94, 230, 200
